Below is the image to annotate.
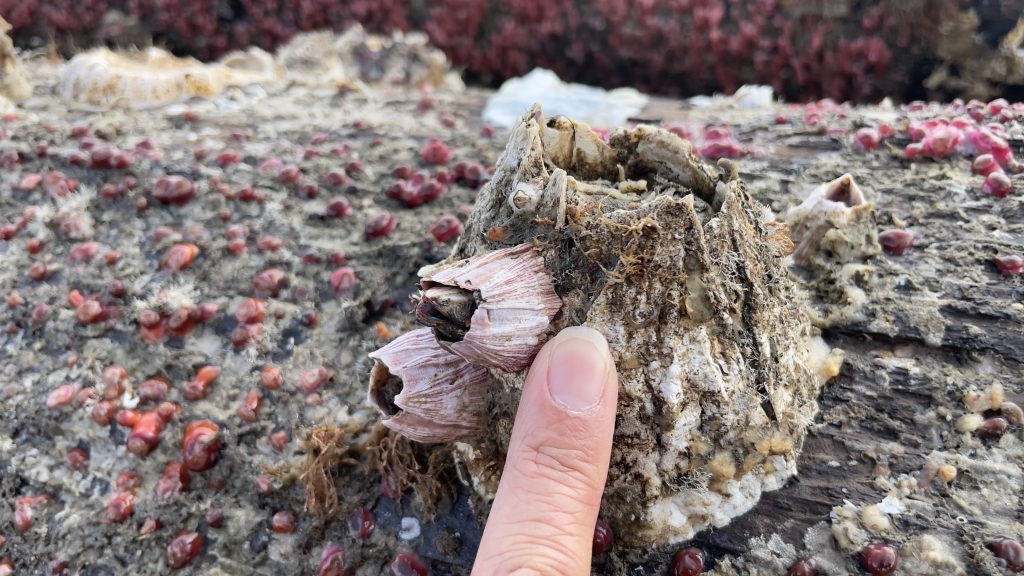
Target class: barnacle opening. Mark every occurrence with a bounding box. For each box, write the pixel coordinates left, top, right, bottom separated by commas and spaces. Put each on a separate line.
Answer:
413, 285, 479, 343
825, 174, 865, 206
368, 362, 403, 417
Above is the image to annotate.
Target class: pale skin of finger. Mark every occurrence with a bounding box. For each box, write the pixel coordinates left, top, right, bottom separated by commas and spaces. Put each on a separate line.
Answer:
472, 327, 619, 576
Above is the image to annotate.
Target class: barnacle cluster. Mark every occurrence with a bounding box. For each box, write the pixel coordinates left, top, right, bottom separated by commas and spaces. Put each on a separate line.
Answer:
367, 105, 842, 546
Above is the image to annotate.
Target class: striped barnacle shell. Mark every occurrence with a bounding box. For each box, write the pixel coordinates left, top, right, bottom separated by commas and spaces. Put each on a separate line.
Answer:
367, 328, 490, 443
416, 243, 561, 373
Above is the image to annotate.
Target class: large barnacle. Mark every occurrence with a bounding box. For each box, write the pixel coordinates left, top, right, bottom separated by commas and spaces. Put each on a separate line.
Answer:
367, 328, 490, 443
416, 243, 561, 373
784, 173, 880, 267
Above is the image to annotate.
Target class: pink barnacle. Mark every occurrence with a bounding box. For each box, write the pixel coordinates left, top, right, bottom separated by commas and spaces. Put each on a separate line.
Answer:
421, 138, 452, 165
216, 149, 241, 167
14, 495, 49, 533
346, 508, 375, 540
319, 543, 345, 576
982, 171, 1013, 198
966, 128, 1014, 167
166, 530, 203, 570
972, 154, 1000, 176
231, 323, 262, 348
330, 267, 357, 293
253, 268, 288, 297
46, 384, 79, 408
700, 126, 744, 159
278, 164, 302, 184
126, 410, 165, 456
298, 181, 319, 199
103, 492, 136, 524
418, 180, 445, 203
19, 173, 41, 190
43, 171, 69, 197
234, 298, 265, 324
183, 420, 222, 472
994, 255, 1024, 277
853, 127, 880, 152
987, 98, 1009, 117
878, 229, 915, 255
184, 366, 221, 401
153, 176, 196, 205
76, 299, 109, 324
299, 366, 331, 393
428, 214, 463, 243
326, 196, 353, 218
387, 180, 411, 200
154, 461, 191, 502
392, 165, 413, 180
270, 510, 297, 533
258, 157, 283, 173
324, 169, 350, 187
365, 212, 397, 240
256, 236, 283, 252
161, 243, 199, 272
345, 160, 364, 176
236, 389, 261, 423
903, 142, 925, 160
921, 125, 960, 159
390, 550, 429, 576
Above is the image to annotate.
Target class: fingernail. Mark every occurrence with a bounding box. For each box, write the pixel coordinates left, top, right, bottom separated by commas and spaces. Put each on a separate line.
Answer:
547, 328, 609, 413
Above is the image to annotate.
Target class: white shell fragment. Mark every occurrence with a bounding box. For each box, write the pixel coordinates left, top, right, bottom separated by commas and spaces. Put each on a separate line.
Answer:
418, 244, 562, 373
58, 47, 279, 110
56, 25, 463, 110
398, 517, 421, 541
367, 328, 490, 443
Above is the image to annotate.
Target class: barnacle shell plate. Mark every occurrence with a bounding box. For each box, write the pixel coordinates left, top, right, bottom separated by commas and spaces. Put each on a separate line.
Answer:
368, 328, 490, 443
418, 243, 561, 373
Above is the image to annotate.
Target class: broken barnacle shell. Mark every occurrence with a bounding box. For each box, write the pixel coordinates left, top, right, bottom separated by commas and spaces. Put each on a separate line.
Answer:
415, 243, 561, 373
367, 328, 490, 443
783, 173, 880, 267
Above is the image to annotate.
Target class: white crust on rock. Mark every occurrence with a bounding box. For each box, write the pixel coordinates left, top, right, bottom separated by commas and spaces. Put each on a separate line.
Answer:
58, 47, 278, 110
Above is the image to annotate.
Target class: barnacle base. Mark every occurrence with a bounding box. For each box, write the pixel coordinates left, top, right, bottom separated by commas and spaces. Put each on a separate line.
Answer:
447, 106, 842, 546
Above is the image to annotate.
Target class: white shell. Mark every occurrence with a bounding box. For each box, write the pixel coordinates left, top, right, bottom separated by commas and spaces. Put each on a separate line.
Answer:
367, 328, 490, 443
418, 243, 561, 372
